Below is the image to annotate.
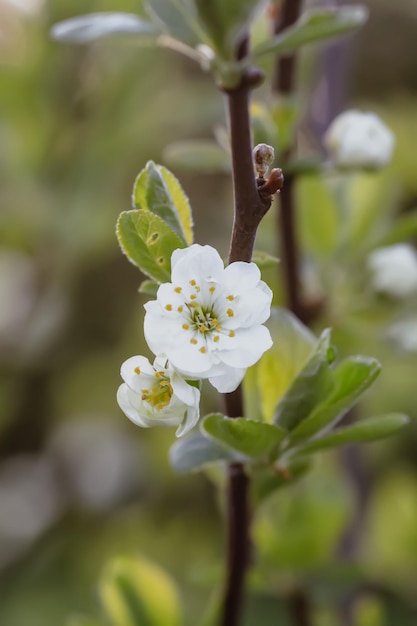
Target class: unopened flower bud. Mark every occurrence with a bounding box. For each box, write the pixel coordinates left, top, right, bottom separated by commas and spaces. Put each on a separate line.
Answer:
253, 143, 275, 178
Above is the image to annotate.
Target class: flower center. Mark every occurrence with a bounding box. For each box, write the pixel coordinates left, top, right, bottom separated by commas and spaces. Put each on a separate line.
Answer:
141, 371, 173, 411
189, 304, 220, 334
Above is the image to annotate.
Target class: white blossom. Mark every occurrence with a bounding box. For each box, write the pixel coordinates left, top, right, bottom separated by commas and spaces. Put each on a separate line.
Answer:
117, 355, 200, 437
144, 244, 273, 393
368, 244, 417, 298
324, 110, 395, 169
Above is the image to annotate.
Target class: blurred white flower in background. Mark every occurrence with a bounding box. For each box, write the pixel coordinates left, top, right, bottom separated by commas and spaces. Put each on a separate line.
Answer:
325, 110, 395, 169
368, 244, 417, 299
389, 319, 417, 353
0, 455, 63, 567
2, 0, 44, 16
49, 417, 141, 512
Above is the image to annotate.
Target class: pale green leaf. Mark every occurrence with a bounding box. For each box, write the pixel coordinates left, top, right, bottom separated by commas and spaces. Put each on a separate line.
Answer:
251, 251, 280, 269
290, 356, 381, 444
202, 414, 286, 459
164, 140, 230, 174
67, 617, 104, 626
254, 6, 368, 58
273, 329, 335, 431
195, 0, 267, 58
377, 210, 417, 247
244, 307, 316, 423
251, 457, 312, 503
138, 280, 159, 297
297, 175, 338, 257
116, 210, 184, 283
100, 556, 181, 626
294, 413, 409, 455
170, 431, 238, 473
133, 161, 193, 245
144, 0, 203, 47
51, 13, 159, 44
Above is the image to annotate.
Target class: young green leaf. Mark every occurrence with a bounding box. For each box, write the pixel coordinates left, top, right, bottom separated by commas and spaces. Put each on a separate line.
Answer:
195, 0, 267, 59
293, 413, 409, 455
51, 13, 159, 44
170, 431, 238, 474
253, 6, 368, 58
289, 356, 381, 445
144, 0, 203, 47
138, 280, 159, 297
116, 210, 184, 283
251, 251, 280, 270
100, 556, 181, 626
273, 329, 335, 431
67, 618, 104, 626
202, 414, 286, 459
297, 175, 338, 258
251, 457, 313, 503
244, 307, 316, 423
133, 161, 193, 245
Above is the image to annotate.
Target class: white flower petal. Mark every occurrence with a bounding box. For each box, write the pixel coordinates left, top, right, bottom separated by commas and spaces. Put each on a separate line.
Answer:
222, 262, 261, 292
208, 366, 247, 394
171, 244, 224, 286
218, 326, 272, 368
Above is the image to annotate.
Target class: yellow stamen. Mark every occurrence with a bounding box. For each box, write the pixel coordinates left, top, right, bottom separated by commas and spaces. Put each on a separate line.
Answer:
165, 304, 173, 311
182, 323, 189, 330
200, 347, 207, 353
227, 308, 234, 317
188, 302, 197, 308
190, 294, 197, 300
209, 286, 216, 294
174, 287, 182, 293
189, 279, 196, 286
177, 306, 183, 313
229, 330, 235, 337
226, 295, 235, 301
212, 319, 219, 327
134, 367, 141, 375
213, 335, 220, 343
200, 325, 208, 333
195, 286, 201, 292
190, 338, 198, 345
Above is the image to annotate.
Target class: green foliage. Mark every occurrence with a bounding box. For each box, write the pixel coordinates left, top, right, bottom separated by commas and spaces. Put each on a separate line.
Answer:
251, 251, 280, 270
289, 356, 381, 444
144, 0, 203, 47
244, 307, 316, 423
51, 13, 160, 44
251, 457, 313, 503
202, 414, 286, 459
253, 5, 369, 58
138, 280, 159, 297
133, 161, 193, 246
99, 556, 181, 626
297, 175, 338, 258
67, 618, 104, 626
194, 0, 266, 59
116, 210, 184, 283
170, 431, 238, 473
273, 329, 336, 431
294, 413, 408, 455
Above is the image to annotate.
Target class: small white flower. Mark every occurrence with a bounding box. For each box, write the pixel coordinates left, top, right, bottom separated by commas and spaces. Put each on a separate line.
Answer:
144, 244, 273, 393
324, 110, 395, 169
368, 244, 417, 299
117, 355, 200, 437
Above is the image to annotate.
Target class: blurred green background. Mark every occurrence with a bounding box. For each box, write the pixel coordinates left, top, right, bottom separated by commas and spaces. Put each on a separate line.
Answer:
1, 1, 417, 625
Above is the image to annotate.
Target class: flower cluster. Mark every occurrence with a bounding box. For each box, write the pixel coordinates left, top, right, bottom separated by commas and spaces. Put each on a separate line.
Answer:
118, 244, 273, 436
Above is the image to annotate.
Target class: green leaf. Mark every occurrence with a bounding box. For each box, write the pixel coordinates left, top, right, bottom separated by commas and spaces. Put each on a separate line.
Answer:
116, 210, 184, 283
100, 556, 181, 626
294, 414, 409, 455
250, 101, 278, 148
253, 6, 368, 58
164, 140, 230, 174
273, 329, 335, 431
133, 161, 193, 245
144, 0, 203, 47
297, 175, 338, 258
251, 251, 280, 269
195, 0, 266, 59
138, 280, 159, 297
271, 98, 298, 155
244, 307, 316, 423
377, 210, 417, 247
170, 431, 238, 473
289, 356, 381, 444
202, 414, 286, 459
251, 457, 312, 503
51, 13, 160, 44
